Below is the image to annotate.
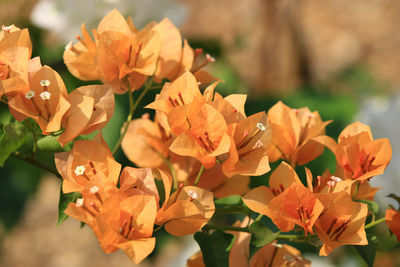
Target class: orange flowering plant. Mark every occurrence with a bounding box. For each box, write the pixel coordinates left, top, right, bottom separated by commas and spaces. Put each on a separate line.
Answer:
0, 9, 398, 266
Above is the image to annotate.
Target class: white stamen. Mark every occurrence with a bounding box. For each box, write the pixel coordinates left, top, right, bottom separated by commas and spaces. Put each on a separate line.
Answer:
74, 165, 86, 176
25, 90, 35, 99
40, 80, 51, 87
284, 255, 295, 262
327, 180, 336, 187
272, 243, 283, 248
252, 140, 264, 149
64, 41, 72, 51
40, 91, 51, 100
206, 54, 216, 62
256, 123, 266, 131
2, 25, 12, 32
330, 176, 342, 182
76, 198, 84, 207
187, 190, 198, 200
90, 185, 99, 194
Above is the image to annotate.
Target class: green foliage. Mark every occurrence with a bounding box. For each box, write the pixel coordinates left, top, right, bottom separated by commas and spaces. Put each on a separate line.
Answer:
214, 195, 252, 216
354, 235, 378, 267
355, 199, 379, 214
0, 121, 28, 166
248, 221, 280, 258
194, 230, 235, 267
57, 183, 79, 225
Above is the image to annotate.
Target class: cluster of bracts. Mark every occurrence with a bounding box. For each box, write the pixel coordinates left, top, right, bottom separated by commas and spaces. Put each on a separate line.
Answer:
1, 9, 399, 266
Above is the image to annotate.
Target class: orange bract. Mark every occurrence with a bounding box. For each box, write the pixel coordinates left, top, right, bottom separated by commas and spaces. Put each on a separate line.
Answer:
8, 61, 70, 134
58, 84, 114, 145
315, 191, 368, 255
267, 101, 331, 166
386, 208, 400, 242
55, 134, 121, 193
315, 121, 392, 181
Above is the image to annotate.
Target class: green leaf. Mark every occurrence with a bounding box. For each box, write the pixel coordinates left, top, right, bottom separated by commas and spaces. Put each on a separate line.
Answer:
37, 135, 64, 152
354, 235, 377, 267
355, 199, 379, 214
248, 221, 280, 258
0, 121, 28, 166
194, 230, 235, 267
57, 183, 79, 225
214, 195, 252, 215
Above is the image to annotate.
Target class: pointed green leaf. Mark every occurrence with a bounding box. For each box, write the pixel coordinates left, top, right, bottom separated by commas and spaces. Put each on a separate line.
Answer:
214, 195, 252, 215
354, 235, 377, 267
249, 221, 280, 258
0, 121, 28, 166
57, 183, 79, 225
194, 230, 235, 267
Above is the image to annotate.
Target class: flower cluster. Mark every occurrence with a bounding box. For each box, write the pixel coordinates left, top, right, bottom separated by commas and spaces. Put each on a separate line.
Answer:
1, 8, 398, 266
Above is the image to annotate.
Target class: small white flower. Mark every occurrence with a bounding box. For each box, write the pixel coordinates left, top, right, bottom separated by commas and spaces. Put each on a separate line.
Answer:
2, 25, 12, 32
64, 41, 72, 51
252, 140, 264, 149
256, 122, 266, 131
74, 165, 86, 176
40, 91, 51, 100
330, 176, 342, 182
40, 79, 51, 87
25, 90, 35, 99
76, 198, 84, 207
90, 185, 99, 194
187, 190, 198, 200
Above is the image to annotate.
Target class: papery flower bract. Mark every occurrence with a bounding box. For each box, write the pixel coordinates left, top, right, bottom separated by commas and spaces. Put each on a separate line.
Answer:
58, 84, 114, 145
156, 170, 215, 236
315, 191, 368, 255
222, 111, 271, 177
243, 162, 323, 233
64, 9, 161, 94
55, 133, 121, 193
386, 208, 400, 241
0, 25, 32, 96
267, 101, 331, 166
314, 121, 392, 181
8, 60, 70, 134
95, 193, 157, 264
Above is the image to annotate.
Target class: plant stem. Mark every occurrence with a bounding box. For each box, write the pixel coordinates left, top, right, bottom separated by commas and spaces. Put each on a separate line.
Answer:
24, 120, 37, 155
11, 154, 62, 179
193, 165, 205, 186
112, 78, 153, 155
204, 223, 250, 233
365, 217, 386, 230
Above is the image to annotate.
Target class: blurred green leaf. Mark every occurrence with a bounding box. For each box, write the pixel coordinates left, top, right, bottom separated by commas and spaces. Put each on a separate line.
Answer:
354, 235, 377, 267
37, 135, 64, 152
249, 221, 280, 258
0, 121, 28, 166
194, 230, 235, 267
214, 195, 252, 215
57, 183, 79, 225
355, 199, 379, 214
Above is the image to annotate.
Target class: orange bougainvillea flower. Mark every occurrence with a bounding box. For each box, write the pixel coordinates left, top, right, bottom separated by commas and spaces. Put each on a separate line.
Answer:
315, 191, 368, 255
8, 59, 70, 134
267, 101, 331, 166
0, 25, 32, 96
243, 162, 324, 233
64, 9, 161, 94
55, 133, 121, 193
58, 84, 114, 146
386, 208, 400, 241
94, 193, 157, 264
156, 170, 215, 236
315, 121, 392, 181
222, 111, 271, 177
168, 102, 231, 169
121, 113, 172, 168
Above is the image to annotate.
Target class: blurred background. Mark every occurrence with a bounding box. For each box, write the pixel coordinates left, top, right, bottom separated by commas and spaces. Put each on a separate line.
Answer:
0, 0, 399, 266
